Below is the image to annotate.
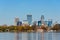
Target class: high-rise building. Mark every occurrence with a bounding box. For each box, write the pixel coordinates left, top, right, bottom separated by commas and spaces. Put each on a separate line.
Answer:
27, 14, 32, 25
38, 21, 41, 26
14, 17, 19, 26
38, 15, 45, 26
48, 20, 52, 27
41, 15, 44, 24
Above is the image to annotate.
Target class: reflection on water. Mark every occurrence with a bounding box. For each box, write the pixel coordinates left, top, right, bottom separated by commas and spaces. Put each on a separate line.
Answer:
0, 32, 60, 40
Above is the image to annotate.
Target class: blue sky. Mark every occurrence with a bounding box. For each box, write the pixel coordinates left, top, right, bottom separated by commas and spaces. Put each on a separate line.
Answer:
0, 0, 60, 25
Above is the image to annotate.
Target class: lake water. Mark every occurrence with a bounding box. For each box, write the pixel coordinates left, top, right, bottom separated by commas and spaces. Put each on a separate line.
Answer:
0, 32, 60, 40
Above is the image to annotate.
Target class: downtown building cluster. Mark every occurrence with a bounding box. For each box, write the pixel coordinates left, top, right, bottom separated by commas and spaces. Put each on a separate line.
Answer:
0, 15, 60, 32
14, 14, 52, 27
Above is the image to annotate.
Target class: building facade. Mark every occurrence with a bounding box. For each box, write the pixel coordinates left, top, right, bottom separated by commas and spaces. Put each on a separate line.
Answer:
38, 21, 41, 26
41, 15, 44, 24
48, 20, 52, 27
17, 21, 22, 26
27, 15, 32, 25
14, 17, 19, 26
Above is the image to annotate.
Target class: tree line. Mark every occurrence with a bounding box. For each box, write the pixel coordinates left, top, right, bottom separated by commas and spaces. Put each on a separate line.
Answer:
0, 24, 60, 32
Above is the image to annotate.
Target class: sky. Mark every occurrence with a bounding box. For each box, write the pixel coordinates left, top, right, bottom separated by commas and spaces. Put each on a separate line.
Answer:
0, 0, 60, 25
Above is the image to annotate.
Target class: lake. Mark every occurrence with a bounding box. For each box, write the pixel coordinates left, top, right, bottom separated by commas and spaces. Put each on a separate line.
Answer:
0, 32, 60, 40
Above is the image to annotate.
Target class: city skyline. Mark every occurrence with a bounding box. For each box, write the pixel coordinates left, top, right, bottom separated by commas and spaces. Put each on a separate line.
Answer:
0, 0, 60, 25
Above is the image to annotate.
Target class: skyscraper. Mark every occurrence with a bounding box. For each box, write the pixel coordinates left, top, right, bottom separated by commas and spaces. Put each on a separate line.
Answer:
38, 15, 45, 26
41, 15, 44, 24
27, 15, 32, 25
48, 19, 52, 27
38, 21, 41, 26
14, 17, 19, 26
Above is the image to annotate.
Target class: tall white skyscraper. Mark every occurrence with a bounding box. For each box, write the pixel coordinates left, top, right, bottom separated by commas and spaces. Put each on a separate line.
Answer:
14, 17, 19, 26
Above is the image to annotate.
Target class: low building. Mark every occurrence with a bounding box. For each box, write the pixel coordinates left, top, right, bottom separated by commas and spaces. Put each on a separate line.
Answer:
17, 21, 22, 26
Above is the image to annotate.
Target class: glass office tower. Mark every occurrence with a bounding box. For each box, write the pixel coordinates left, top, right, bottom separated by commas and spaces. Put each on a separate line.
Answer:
27, 15, 32, 25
